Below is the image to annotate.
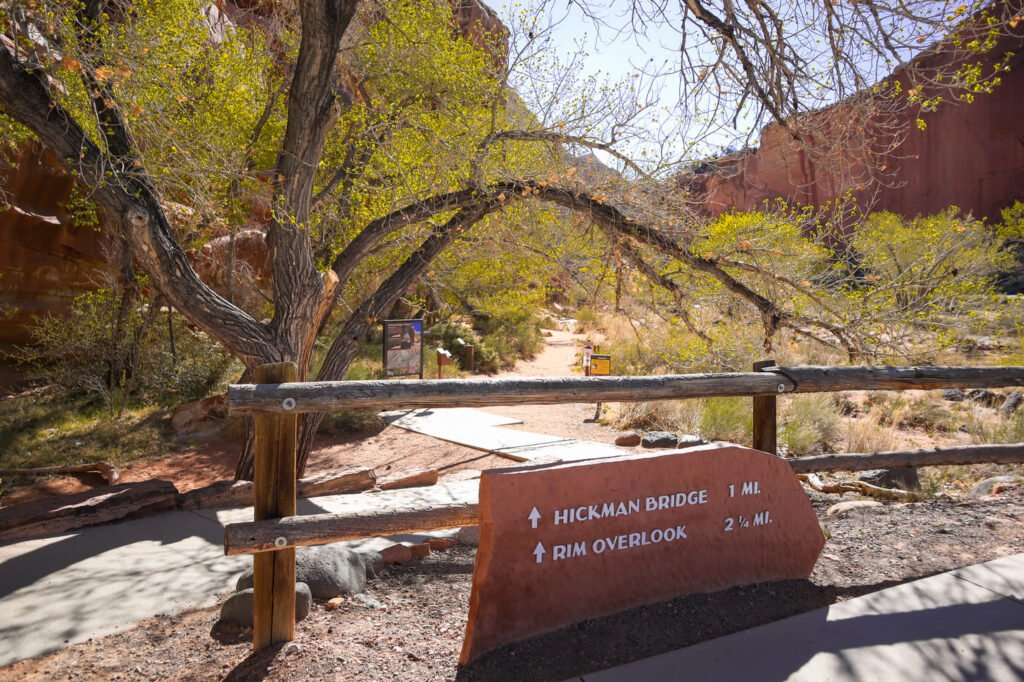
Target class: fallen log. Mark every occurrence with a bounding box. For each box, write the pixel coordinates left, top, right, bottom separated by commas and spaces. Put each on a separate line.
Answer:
179, 467, 376, 510
787, 443, 1024, 474
377, 468, 438, 491
0, 461, 121, 485
0, 479, 178, 542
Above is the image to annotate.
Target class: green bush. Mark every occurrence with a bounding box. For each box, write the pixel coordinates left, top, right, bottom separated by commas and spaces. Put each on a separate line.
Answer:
700, 397, 752, 444
428, 321, 500, 372
781, 395, 842, 455
16, 289, 235, 415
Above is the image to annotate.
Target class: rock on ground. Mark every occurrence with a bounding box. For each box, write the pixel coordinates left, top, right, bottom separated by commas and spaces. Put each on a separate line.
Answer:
966, 388, 1001, 407
641, 431, 678, 448
236, 545, 373, 598
859, 467, 920, 491
614, 431, 641, 447
826, 500, 883, 517
457, 525, 480, 546
219, 582, 312, 627
969, 475, 1022, 499
1000, 391, 1023, 416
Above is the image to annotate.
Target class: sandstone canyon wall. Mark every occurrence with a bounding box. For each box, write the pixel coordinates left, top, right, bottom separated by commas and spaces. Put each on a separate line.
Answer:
682, 24, 1024, 223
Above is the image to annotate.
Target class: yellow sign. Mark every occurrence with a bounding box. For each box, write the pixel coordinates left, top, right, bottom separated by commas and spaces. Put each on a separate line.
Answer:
590, 354, 611, 376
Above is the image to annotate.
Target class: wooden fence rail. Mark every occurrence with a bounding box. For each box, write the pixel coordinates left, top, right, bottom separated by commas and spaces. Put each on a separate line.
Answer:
223, 442, 1024, 556
229, 362, 1024, 651
227, 365, 1024, 416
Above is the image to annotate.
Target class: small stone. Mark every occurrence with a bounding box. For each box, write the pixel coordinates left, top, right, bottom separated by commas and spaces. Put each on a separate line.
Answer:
326, 597, 345, 610
942, 388, 967, 402
353, 593, 386, 609
379, 543, 413, 564
457, 525, 480, 546
614, 431, 642, 447
1000, 392, 1023, 416
676, 434, 706, 448
427, 537, 458, 551
968, 475, 1021, 499
283, 642, 302, 656
641, 431, 678, 448
826, 500, 883, 517
410, 543, 431, 559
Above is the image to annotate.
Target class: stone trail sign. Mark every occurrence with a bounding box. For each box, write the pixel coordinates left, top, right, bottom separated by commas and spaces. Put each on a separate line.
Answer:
459, 444, 826, 664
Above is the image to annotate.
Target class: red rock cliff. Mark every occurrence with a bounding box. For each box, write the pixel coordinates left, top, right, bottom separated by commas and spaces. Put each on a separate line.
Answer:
682, 23, 1024, 223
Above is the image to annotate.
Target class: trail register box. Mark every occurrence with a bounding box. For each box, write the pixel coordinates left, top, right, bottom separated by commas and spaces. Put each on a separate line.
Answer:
460, 444, 825, 664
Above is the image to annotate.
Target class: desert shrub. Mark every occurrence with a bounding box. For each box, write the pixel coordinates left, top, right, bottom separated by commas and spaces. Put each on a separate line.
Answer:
574, 306, 602, 333
699, 397, 752, 444
845, 419, 895, 453
613, 400, 702, 433
476, 309, 545, 366
17, 289, 235, 415
781, 395, 842, 455
428, 321, 500, 372
871, 395, 955, 433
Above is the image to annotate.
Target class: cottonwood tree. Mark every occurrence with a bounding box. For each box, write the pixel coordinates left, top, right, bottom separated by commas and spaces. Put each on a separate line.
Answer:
0, 0, 1018, 478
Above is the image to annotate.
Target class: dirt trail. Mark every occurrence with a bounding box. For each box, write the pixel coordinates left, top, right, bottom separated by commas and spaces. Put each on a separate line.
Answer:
479, 328, 620, 445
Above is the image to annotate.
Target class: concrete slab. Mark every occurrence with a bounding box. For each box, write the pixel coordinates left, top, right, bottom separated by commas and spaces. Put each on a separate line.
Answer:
583, 555, 1024, 682
383, 407, 627, 463
0, 510, 246, 667
0, 479, 482, 668
950, 553, 1024, 602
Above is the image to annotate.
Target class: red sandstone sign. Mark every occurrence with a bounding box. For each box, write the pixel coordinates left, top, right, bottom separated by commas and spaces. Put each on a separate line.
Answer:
460, 444, 825, 664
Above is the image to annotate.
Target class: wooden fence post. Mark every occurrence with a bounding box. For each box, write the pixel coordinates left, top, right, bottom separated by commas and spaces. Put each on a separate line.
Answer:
252, 361, 298, 651
752, 360, 778, 455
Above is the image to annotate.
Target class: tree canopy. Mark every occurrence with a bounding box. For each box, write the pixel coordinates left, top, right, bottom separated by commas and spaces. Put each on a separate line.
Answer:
1, 0, 1020, 476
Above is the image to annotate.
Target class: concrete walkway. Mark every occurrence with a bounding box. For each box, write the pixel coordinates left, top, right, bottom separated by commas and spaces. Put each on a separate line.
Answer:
383, 407, 629, 463
582, 553, 1024, 682
0, 481, 476, 667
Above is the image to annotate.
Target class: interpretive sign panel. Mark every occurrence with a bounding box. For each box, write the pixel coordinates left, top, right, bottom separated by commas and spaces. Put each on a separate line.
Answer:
590, 354, 611, 376
382, 319, 423, 378
459, 444, 825, 664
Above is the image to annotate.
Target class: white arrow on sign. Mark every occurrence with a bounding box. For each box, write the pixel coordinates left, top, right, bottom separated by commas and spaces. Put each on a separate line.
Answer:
533, 542, 546, 564
528, 506, 541, 529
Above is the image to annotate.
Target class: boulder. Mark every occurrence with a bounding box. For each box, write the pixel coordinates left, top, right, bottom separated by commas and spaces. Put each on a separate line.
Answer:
614, 431, 642, 447
170, 394, 228, 437
235, 545, 371, 598
966, 388, 1001, 408
859, 467, 921, 491
641, 431, 678, 448
1000, 392, 1023, 416
219, 582, 312, 627
968, 475, 1022, 499
942, 389, 967, 402
677, 434, 706, 448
